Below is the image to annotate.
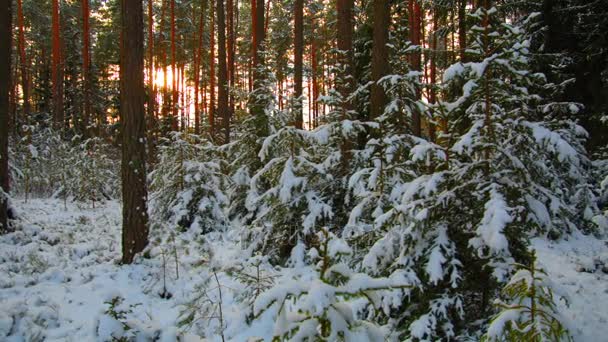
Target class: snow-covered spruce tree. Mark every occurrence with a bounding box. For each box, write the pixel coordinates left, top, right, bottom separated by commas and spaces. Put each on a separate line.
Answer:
225, 56, 275, 224
149, 132, 229, 235
345, 7, 591, 339
253, 227, 414, 340
233, 56, 369, 262
483, 252, 572, 342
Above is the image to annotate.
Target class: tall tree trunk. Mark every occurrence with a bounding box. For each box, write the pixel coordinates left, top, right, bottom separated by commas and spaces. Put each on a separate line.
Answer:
336, 0, 353, 114
409, 0, 422, 135
120, 0, 149, 264
293, 0, 303, 128
227, 0, 235, 114
171, 0, 178, 130
428, 7, 437, 142
0, 0, 12, 233
194, 0, 206, 135
147, 0, 156, 135
370, 0, 390, 119
17, 0, 30, 121
160, 0, 170, 120
249, 0, 255, 93
209, 0, 216, 137
217, 0, 229, 143
252, 0, 264, 82
458, 0, 467, 61
52, 0, 64, 130
82, 0, 91, 135
311, 34, 318, 128
250, 0, 265, 118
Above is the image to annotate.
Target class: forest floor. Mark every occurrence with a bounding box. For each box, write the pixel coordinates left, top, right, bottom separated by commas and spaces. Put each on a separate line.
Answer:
0, 198, 607, 341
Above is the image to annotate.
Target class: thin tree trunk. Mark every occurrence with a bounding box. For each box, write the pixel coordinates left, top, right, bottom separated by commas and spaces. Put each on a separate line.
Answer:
147, 0, 156, 135
52, 0, 64, 130
227, 0, 235, 114
293, 0, 303, 128
336, 0, 353, 113
0, 0, 12, 233
120, 0, 149, 264
311, 34, 318, 128
171, 0, 178, 130
370, 0, 390, 119
217, 0, 229, 143
209, 0, 216, 137
250, 0, 266, 118
428, 6, 437, 142
409, 0, 422, 135
249, 0, 256, 94
194, 0, 206, 134
82, 0, 91, 135
459, 0, 467, 61
17, 0, 30, 120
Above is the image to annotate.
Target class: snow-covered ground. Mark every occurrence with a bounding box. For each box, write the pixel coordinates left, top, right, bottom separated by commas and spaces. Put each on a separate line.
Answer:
0, 198, 606, 341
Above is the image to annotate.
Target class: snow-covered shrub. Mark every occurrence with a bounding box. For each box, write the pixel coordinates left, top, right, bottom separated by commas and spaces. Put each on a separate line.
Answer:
252, 227, 414, 340
59, 137, 118, 207
149, 132, 229, 234
10, 126, 119, 205
484, 253, 572, 342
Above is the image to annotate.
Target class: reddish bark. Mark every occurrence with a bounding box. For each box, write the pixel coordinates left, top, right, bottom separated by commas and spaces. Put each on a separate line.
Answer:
17, 0, 30, 119
52, 0, 64, 129
120, 0, 149, 264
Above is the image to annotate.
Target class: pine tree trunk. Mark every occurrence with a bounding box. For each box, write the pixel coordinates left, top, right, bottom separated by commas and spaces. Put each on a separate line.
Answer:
82, 0, 91, 136
120, 0, 149, 264
217, 0, 230, 143
194, 0, 206, 135
147, 0, 156, 137
293, 0, 303, 128
458, 0, 467, 61
227, 0, 235, 115
370, 0, 390, 119
209, 0, 216, 137
17, 0, 30, 121
336, 0, 353, 114
409, 0, 422, 135
250, 0, 265, 118
171, 0, 178, 130
52, 0, 64, 130
428, 7, 437, 142
0, 0, 11, 234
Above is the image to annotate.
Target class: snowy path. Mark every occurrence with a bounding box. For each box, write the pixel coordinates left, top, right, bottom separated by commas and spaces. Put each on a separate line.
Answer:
0, 198, 607, 341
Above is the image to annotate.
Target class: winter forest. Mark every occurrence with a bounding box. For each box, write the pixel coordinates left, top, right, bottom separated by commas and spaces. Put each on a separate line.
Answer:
1, 0, 608, 340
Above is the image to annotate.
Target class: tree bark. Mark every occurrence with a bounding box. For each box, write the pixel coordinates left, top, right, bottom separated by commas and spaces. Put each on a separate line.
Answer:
17, 0, 30, 120
170, 0, 178, 130
370, 0, 390, 119
82, 0, 91, 135
217, 0, 230, 143
293, 0, 303, 128
458, 0, 467, 61
209, 0, 216, 137
250, 0, 266, 118
194, 0, 206, 135
409, 0, 422, 135
52, 0, 64, 130
336, 0, 353, 114
120, 0, 149, 264
0, 0, 12, 233
147, 0, 156, 136
227, 0, 235, 114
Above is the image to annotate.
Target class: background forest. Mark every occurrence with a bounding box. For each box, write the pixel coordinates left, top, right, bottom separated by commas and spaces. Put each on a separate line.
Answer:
1, 0, 608, 340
